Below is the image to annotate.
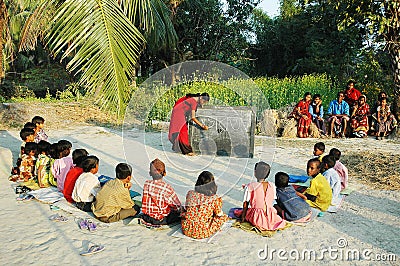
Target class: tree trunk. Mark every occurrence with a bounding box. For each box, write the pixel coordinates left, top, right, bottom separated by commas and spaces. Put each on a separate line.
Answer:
390, 46, 400, 121
0, 0, 7, 81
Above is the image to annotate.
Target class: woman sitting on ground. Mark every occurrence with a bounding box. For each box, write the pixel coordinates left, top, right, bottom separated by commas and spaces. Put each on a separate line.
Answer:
350, 95, 370, 138
289, 92, 312, 138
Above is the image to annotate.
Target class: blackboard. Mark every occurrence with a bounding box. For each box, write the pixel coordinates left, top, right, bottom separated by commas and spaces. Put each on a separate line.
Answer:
189, 106, 255, 158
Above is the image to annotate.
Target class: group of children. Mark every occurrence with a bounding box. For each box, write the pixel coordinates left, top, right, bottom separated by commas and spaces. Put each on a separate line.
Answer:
9, 116, 349, 238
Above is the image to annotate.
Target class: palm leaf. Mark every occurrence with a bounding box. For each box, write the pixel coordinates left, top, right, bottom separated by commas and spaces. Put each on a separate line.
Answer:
46, 0, 146, 116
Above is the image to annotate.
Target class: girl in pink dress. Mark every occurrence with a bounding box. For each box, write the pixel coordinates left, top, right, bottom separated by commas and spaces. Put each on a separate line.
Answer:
241, 162, 286, 231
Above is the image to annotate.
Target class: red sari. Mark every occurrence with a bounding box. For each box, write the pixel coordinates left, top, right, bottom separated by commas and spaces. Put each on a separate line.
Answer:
351, 103, 370, 135
168, 96, 198, 154
290, 100, 311, 137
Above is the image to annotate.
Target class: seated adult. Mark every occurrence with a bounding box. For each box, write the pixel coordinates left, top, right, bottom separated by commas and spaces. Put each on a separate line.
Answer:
289, 92, 312, 138
371, 92, 397, 136
327, 91, 350, 138
309, 94, 327, 136
350, 95, 370, 138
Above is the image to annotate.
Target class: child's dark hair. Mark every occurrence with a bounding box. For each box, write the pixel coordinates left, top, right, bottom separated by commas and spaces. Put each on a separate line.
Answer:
49, 143, 60, 159
116, 163, 132, 180
23, 122, 36, 130
314, 142, 325, 152
32, 116, 45, 125
19, 128, 35, 141
81, 156, 99, 172
313, 94, 321, 100
304, 92, 311, 99
186, 92, 210, 101
254, 161, 271, 181
195, 171, 217, 196
37, 140, 51, 155
275, 172, 289, 188
307, 158, 321, 170
329, 148, 341, 161
57, 140, 72, 152
24, 142, 37, 155
322, 155, 336, 169
72, 149, 89, 167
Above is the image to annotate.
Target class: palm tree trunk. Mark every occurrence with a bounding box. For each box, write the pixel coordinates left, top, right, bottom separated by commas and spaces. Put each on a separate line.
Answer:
0, 0, 7, 81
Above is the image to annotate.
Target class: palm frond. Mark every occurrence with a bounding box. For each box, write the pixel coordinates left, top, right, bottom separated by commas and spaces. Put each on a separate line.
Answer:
46, 0, 146, 116
18, 2, 51, 52
121, 0, 154, 31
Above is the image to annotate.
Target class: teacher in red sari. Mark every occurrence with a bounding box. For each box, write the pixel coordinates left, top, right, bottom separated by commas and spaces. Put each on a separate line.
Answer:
168, 92, 210, 156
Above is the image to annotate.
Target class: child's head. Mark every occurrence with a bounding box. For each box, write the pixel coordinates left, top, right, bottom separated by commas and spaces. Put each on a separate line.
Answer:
328, 148, 341, 162
81, 155, 99, 174
313, 142, 325, 156
275, 172, 289, 188
24, 142, 37, 156
49, 143, 60, 159
116, 163, 132, 182
57, 140, 72, 158
307, 158, 321, 178
72, 149, 89, 167
380, 97, 387, 106
31, 116, 45, 130
321, 155, 336, 172
254, 161, 271, 181
149, 158, 166, 180
23, 122, 36, 131
37, 140, 51, 155
19, 128, 35, 142
195, 171, 217, 196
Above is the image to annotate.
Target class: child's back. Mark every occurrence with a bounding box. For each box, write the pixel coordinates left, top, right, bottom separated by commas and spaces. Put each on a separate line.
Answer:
329, 148, 349, 189
275, 172, 311, 221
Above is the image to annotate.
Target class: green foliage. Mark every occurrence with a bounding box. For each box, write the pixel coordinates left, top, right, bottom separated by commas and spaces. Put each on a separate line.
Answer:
146, 74, 338, 122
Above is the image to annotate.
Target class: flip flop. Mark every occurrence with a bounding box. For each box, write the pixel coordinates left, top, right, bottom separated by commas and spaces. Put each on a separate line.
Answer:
87, 219, 97, 231
79, 219, 89, 230
80, 245, 105, 256
49, 214, 68, 222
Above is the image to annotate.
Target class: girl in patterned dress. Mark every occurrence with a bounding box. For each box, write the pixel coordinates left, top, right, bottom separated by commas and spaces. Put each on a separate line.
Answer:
181, 171, 228, 239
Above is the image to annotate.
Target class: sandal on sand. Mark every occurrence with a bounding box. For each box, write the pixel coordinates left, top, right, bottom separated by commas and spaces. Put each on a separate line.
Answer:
87, 219, 97, 231
49, 214, 68, 222
79, 219, 89, 230
80, 245, 105, 256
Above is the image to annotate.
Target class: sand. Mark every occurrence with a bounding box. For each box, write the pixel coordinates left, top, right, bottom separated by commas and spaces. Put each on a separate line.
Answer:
0, 126, 399, 265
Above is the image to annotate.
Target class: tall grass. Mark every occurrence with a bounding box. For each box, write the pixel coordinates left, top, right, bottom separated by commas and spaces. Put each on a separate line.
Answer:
146, 74, 340, 122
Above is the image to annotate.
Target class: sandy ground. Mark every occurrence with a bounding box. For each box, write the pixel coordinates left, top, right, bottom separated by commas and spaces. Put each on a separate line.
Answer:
0, 126, 399, 265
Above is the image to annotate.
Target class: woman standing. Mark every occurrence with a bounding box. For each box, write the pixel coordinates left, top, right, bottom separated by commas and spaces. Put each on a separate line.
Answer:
289, 92, 312, 138
350, 95, 370, 138
168, 92, 210, 155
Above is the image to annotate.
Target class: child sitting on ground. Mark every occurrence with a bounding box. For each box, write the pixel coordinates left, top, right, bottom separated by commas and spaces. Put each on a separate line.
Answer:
20, 142, 38, 182
241, 161, 286, 231
329, 148, 349, 190
141, 158, 182, 225
52, 140, 74, 192
31, 116, 48, 143
181, 171, 228, 239
274, 172, 312, 222
47, 143, 59, 186
321, 155, 341, 204
92, 163, 140, 223
11, 128, 35, 177
303, 158, 332, 212
72, 156, 101, 212
63, 149, 89, 203
313, 142, 325, 162
35, 140, 52, 188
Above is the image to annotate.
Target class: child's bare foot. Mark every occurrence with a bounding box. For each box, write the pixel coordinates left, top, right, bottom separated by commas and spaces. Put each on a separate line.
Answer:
186, 152, 195, 156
